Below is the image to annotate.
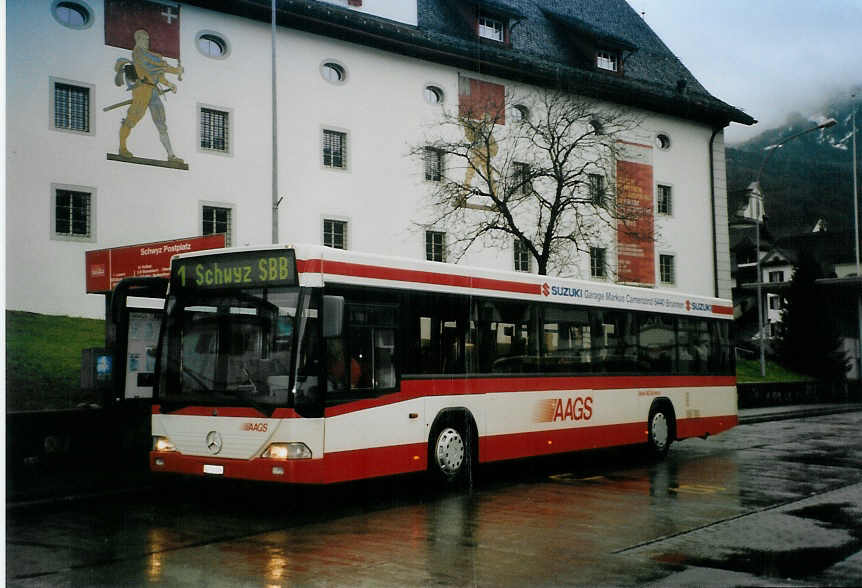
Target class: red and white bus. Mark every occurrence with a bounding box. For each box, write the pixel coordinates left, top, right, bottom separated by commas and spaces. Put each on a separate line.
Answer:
151, 244, 736, 484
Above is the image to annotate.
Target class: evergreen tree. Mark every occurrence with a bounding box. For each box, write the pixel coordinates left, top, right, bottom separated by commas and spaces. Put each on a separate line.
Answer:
775, 253, 848, 381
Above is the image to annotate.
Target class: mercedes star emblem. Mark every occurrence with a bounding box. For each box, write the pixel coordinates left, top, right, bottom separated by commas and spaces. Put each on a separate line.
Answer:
205, 430, 223, 455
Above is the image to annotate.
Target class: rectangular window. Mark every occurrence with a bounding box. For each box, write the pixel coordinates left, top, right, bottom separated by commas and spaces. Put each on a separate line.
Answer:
322, 129, 347, 169
478, 15, 504, 41
768, 270, 785, 283
657, 184, 673, 215
514, 239, 530, 272
590, 247, 606, 278
512, 162, 530, 195
768, 294, 782, 310
659, 254, 675, 285
596, 50, 619, 72
588, 174, 605, 205
200, 107, 230, 153
425, 231, 445, 262
202, 205, 232, 246
53, 188, 93, 240
51, 80, 91, 133
424, 147, 443, 182
323, 219, 347, 249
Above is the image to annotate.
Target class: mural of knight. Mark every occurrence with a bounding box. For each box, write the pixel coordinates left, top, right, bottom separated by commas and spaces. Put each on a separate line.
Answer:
113, 29, 184, 161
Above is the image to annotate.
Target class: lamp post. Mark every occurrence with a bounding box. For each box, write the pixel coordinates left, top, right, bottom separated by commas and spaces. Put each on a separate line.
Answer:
751, 117, 837, 377
852, 94, 861, 385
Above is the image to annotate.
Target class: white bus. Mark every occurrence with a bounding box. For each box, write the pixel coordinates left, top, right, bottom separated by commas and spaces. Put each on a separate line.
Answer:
150, 244, 736, 484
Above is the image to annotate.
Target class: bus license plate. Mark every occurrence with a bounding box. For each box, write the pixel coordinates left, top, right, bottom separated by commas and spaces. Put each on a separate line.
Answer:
203, 464, 224, 475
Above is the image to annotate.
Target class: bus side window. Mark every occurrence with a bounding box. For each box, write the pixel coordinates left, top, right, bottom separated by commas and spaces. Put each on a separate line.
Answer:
408, 293, 467, 375
348, 303, 397, 394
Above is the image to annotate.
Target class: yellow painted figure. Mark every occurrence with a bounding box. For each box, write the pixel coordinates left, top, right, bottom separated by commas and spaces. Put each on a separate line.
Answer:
115, 29, 184, 161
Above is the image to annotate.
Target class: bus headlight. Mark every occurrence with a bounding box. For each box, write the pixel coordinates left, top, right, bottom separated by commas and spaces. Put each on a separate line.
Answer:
152, 436, 176, 452
262, 442, 311, 460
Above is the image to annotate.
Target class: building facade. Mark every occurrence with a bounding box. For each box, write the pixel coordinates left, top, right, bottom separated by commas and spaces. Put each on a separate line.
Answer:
6, 0, 753, 318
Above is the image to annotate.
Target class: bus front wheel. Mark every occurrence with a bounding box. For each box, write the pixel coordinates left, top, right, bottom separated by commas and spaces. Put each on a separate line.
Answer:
429, 417, 474, 486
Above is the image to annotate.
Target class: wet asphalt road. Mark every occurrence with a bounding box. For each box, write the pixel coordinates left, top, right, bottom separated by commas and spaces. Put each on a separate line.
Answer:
7, 411, 862, 586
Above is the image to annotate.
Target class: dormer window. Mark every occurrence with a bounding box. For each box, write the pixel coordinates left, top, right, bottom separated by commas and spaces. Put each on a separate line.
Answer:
478, 14, 504, 42
596, 50, 619, 72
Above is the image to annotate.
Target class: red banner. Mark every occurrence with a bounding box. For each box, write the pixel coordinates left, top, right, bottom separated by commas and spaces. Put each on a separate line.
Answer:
459, 76, 506, 124
86, 235, 225, 293
105, 0, 181, 59
616, 142, 654, 285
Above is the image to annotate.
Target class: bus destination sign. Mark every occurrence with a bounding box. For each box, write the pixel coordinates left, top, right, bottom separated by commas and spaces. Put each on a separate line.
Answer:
172, 250, 298, 290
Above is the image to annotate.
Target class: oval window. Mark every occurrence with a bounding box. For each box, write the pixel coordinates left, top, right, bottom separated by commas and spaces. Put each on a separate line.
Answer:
321, 62, 346, 84
424, 86, 443, 105
198, 34, 228, 58
52, 1, 92, 29
511, 104, 529, 122
656, 133, 672, 150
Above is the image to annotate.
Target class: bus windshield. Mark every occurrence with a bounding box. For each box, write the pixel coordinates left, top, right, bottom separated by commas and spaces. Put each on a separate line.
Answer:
156, 287, 311, 408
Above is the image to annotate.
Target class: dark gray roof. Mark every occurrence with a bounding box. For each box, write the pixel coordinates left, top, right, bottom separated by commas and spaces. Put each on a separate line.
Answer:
183, 0, 755, 126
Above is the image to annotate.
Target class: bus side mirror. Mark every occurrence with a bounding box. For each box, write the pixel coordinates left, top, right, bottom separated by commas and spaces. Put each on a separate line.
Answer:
323, 296, 344, 338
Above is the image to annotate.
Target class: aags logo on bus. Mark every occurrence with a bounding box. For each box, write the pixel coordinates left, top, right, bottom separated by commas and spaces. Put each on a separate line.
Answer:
535, 397, 594, 422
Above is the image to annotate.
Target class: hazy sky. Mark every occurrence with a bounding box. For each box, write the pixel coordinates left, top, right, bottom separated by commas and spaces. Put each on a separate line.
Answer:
625, 0, 862, 144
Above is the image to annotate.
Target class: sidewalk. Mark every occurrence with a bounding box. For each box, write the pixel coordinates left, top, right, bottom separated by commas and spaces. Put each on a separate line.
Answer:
7, 403, 862, 510
738, 402, 862, 424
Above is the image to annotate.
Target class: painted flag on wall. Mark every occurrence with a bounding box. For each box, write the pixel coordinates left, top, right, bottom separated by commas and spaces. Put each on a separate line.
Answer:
105, 0, 181, 58
459, 76, 506, 124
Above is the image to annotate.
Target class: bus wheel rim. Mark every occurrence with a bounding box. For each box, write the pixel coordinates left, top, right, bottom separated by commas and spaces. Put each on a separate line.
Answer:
435, 427, 465, 476
651, 412, 669, 450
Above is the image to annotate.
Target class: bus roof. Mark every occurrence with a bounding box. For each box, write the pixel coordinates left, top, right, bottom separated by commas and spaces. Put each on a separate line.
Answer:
172, 243, 733, 320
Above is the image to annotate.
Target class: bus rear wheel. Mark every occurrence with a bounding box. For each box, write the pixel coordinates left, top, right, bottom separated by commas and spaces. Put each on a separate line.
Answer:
647, 406, 673, 459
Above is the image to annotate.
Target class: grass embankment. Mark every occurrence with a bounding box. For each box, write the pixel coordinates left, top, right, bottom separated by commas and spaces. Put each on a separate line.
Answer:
6, 311, 105, 411
735, 358, 814, 384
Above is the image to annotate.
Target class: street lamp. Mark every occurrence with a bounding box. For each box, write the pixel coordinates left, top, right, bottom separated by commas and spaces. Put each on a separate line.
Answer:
750, 117, 837, 378
851, 94, 861, 385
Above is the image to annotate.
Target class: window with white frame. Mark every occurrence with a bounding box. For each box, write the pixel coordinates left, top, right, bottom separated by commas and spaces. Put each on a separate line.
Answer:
478, 14, 504, 42
201, 205, 232, 246
200, 107, 230, 153
768, 294, 782, 310
425, 231, 445, 262
588, 173, 605, 205
323, 219, 347, 249
659, 254, 675, 284
596, 50, 619, 72
590, 247, 607, 278
657, 184, 672, 215
768, 270, 785, 283
424, 147, 444, 182
512, 162, 530, 195
514, 239, 530, 272
51, 78, 92, 134
52, 185, 94, 241
322, 129, 347, 169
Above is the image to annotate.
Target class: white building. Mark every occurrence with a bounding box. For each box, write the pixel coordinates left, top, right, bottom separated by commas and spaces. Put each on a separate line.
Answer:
6, 0, 754, 319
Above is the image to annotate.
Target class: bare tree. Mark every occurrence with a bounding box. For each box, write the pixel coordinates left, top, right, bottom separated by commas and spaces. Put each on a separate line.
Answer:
413, 89, 651, 277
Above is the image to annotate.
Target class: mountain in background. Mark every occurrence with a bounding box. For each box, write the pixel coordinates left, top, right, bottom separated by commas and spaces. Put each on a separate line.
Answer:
726, 94, 859, 238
